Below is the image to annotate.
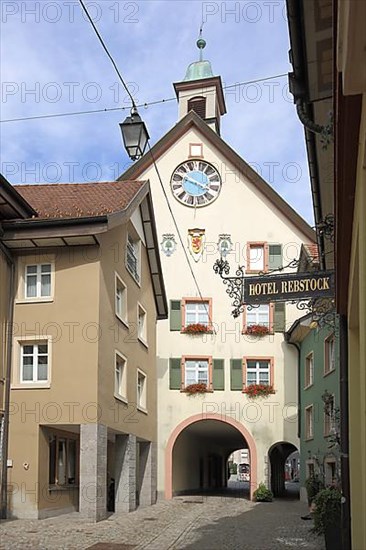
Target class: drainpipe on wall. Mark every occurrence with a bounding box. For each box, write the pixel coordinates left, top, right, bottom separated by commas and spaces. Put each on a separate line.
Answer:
0, 239, 15, 519
339, 314, 351, 550
285, 337, 301, 439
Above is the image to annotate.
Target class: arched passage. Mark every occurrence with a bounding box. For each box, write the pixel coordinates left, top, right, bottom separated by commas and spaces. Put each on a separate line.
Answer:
165, 414, 257, 500
268, 441, 298, 498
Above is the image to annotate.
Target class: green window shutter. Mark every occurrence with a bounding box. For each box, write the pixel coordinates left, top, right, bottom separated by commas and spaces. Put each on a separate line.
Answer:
213, 359, 225, 390
170, 300, 181, 331
230, 359, 243, 391
269, 244, 282, 270
169, 358, 182, 390
274, 302, 286, 332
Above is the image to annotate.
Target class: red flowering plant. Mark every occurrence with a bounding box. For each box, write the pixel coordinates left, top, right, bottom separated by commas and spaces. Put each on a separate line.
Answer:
183, 323, 211, 334
243, 384, 276, 398
184, 383, 208, 395
245, 324, 270, 336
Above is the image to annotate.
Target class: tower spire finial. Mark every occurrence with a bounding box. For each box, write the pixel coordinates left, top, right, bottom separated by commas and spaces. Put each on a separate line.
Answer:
197, 26, 206, 62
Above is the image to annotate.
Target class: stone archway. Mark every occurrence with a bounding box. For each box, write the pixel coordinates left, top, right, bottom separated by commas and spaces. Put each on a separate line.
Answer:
165, 413, 257, 500
268, 441, 298, 497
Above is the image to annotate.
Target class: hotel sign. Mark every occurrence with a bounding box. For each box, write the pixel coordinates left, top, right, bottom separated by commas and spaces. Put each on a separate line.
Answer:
243, 270, 335, 304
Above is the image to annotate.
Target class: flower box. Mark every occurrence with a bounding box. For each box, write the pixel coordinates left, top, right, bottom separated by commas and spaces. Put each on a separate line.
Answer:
245, 324, 270, 336
184, 383, 208, 395
183, 323, 211, 335
243, 384, 276, 398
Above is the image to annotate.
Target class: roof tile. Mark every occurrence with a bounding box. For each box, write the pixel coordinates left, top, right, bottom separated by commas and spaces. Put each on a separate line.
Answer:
14, 181, 146, 219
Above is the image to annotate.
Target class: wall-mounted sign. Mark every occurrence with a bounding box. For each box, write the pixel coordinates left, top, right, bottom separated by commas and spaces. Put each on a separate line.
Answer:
161, 234, 177, 257
188, 228, 205, 262
243, 270, 335, 304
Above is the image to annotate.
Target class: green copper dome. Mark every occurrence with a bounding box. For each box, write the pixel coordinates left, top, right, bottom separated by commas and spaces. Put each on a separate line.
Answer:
182, 34, 214, 81
183, 60, 214, 81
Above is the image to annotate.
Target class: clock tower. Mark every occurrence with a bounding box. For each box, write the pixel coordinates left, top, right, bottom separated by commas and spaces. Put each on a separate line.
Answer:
173, 36, 227, 135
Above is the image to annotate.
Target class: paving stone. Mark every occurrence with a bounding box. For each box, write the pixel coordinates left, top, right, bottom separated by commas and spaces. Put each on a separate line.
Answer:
0, 496, 325, 550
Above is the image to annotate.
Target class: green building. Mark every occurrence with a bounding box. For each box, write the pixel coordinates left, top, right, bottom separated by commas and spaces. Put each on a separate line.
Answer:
287, 315, 340, 501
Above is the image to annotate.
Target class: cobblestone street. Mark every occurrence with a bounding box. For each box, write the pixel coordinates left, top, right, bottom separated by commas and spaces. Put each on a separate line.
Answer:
0, 495, 325, 550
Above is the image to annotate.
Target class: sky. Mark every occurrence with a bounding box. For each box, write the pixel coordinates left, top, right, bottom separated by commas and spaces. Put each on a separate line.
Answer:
1, 0, 314, 224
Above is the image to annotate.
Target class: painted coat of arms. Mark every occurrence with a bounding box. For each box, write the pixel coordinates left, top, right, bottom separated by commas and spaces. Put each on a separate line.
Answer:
188, 228, 205, 262
161, 234, 177, 257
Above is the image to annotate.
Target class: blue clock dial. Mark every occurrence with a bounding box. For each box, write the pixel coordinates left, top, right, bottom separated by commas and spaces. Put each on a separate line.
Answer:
171, 160, 221, 207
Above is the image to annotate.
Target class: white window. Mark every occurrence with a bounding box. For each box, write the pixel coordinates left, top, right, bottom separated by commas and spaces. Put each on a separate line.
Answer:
305, 353, 314, 387
138, 304, 147, 343
246, 304, 270, 327
137, 370, 147, 410
115, 274, 127, 323
248, 245, 265, 271
25, 264, 51, 298
246, 359, 270, 385
324, 394, 335, 436
185, 359, 209, 386
126, 233, 140, 283
21, 342, 48, 383
185, 301, 209, 326
306, 405, 314, 439
325, 334, 335, 374
115, 352, 127, 400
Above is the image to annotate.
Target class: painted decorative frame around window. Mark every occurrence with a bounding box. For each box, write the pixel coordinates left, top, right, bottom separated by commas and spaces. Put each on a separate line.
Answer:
246, 242, 268, 273
181, 355, 213, 391
114, 351, 127, 403
324, 333, 335, 375
243, 357, 274, 389
181, 298, 213, 332
189, 143, 203, 158
305, 404, 314, 440
243, 303, 274, 334
12, 335, 52, 389
115, 272, 128, 327
137, 368, 147, 412
305, 352, 314, 388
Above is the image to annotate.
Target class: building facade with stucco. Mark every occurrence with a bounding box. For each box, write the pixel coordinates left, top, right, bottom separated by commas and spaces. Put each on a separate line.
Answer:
0, 177, 167, 520
120, 39, 316, 500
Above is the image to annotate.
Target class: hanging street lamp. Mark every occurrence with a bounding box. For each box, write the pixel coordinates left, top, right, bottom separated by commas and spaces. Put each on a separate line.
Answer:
119, 106, 150, 161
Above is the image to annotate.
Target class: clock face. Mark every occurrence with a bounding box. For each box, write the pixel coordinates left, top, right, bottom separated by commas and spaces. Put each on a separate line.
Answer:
170, 160, 222, 207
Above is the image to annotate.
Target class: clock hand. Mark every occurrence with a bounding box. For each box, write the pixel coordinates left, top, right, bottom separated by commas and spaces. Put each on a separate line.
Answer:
184, 175, 210, 190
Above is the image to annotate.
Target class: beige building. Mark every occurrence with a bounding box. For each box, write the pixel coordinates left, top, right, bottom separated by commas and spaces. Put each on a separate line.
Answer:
120, 41, 316, 500
0, 177, 167, 520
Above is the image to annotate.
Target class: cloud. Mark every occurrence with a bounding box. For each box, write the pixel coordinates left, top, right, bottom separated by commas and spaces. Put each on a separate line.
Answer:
1, 0, 313, 223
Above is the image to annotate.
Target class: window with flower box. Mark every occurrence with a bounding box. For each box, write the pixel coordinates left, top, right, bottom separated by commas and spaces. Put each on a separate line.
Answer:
169, 356, 225, 391
181, 298, 212, 333
245, 358, 272, 386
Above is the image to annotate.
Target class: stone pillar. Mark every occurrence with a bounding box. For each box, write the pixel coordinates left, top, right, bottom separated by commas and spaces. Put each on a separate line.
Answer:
115, 434, 136, 513
139, 441, 157, 507
79, 423, 107, 522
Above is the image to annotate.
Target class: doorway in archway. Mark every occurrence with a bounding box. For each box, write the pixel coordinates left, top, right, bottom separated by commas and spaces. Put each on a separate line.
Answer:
269, 442, 299, 499
165, 414, 257, 501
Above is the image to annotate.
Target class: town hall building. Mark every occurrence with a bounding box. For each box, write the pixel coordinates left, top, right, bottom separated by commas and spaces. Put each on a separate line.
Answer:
120, 37, 316, 501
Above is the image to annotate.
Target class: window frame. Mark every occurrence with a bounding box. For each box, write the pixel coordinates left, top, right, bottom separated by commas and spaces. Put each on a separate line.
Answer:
305, 404, 314, 440
243, 356, 274, 389
181, 355, 213, 391
189, 143, 203, 158
324, 333, 336, 375
243, 303, 274, 334
125, 232, 141, 285
17, 259, 55, 303
324, 393, 335, 437
136, 368, 147, 412
305, 352, 314, 389
12, 336, 52, 389
137, 302, 148, 346
115, 272, 128, 327
246, 242, 268, 273
181, 297, 212, 331
48, 430, 79, 489
114, 351, 127, 403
